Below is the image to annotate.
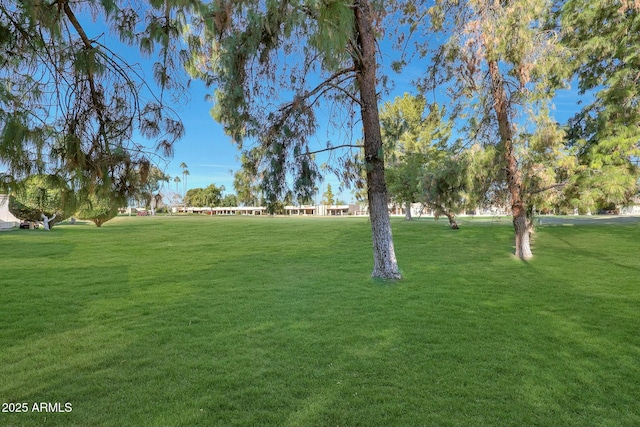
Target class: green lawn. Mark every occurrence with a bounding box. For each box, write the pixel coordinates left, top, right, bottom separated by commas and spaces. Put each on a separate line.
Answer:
1, 215, 639, 426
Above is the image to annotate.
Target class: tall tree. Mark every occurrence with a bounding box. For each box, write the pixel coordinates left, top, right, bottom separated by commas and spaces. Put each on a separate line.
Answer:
465, 143, 510, 214
322, 183, 336, 206
179, 162, 189, 197
185, 183, 224, 207
233, 151, 263, 207
221, 193, 238, 207
379, 93, 450, 220
128, 166, 169, 210
385, 153, 425, 220
561, 0, 640, 210
418, 0, 569, 259
190, 0, 401, 278
9, 174, 74, 229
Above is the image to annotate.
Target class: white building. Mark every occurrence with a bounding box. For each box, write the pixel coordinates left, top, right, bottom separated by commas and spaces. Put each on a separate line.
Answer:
0, 194, 20, 229
286, 204, 361, 216
174, 204, 362, 216
176, 206, 266, 215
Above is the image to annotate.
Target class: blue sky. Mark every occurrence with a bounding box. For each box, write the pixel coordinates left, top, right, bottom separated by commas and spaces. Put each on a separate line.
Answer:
159, 51, 417, 202
84, 11, 586, 204
159, 79, 362, 203
161, 77, 584, 204
159, 79, 241, 195
82, 14, 246, 198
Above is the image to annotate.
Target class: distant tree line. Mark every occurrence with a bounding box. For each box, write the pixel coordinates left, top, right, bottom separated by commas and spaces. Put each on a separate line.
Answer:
185, 184, 237, 208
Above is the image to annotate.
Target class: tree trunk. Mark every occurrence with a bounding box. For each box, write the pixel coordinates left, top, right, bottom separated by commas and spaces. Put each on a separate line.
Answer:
354, 0, 401, 279
41, 213, 56, 230
404, 201, 412, 220
445, 212, 459, 229
487, 58, 532, 259
513, 210, 532, 259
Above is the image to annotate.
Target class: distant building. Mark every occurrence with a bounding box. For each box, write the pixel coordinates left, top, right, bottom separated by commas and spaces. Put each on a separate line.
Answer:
387, 203, 511, 218
173, 204, 363, 216
176, 206, 266, 215
0, 194, 20, 229
621, 197, 640, 215
286, 204, 361, 216
284, 205, 317, 215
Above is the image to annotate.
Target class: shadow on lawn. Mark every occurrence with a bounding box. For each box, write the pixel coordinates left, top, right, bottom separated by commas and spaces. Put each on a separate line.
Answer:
513, 307, 639, 424
544, 231, 640, 275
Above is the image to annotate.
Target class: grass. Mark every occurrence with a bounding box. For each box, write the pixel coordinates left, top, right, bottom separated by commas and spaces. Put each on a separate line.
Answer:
0, 215, 639, 426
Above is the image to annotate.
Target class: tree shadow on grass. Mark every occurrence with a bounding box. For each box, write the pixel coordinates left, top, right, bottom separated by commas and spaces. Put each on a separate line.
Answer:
546, 232, 640, 275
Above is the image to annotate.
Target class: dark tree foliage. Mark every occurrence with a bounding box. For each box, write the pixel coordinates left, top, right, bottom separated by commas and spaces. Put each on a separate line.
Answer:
561, 0, 640, 209
75, 191, 119, 227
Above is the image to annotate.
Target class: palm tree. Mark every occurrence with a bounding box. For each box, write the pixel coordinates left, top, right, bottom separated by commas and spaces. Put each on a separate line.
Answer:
182, 169, 189, 197
173, 176, 181, 193
179, 162, 189, 197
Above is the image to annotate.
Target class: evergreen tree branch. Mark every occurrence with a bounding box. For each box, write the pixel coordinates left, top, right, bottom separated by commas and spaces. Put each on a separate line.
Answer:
528, 180, 569, 196
296, 144, 364, 157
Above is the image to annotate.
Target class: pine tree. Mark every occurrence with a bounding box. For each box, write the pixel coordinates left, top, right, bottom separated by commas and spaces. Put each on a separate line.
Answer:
0, 0, 188, 203
414, 0, 571, 259
189, 0, 401, 278
561, 0, 640, 210
322, 183, 336, 206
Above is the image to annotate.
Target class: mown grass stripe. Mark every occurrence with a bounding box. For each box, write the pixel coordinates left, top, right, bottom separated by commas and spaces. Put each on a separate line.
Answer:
0, 215, 638, 426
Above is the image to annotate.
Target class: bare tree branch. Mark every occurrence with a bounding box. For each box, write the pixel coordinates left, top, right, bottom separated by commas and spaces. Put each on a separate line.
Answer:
296, 144, 363, 157
528, 181, 569, 196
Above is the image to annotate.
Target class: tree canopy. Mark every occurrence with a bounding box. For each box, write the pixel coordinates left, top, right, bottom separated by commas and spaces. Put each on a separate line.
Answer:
9, 174, 74, 227
185, 184, 225, 207
380, 93, 451, 220
322, 183, 336, 206
406, 0, 573, 258
0, 0, 187, 203
561, 0, 640, 211
75, 191, 119, 227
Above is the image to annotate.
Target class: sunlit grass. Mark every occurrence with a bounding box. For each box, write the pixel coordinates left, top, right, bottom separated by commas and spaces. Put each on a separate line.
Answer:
1, 215, 639, 426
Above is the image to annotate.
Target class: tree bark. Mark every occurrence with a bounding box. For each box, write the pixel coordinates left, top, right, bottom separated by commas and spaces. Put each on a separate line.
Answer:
445, 212, 459, 229
487, 58, 532, 259
150, 194, 157, 216
354, 0, 401, 279
513, 210, 532, 258
404, 201, 412, 220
